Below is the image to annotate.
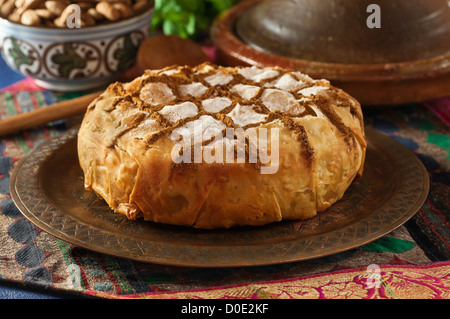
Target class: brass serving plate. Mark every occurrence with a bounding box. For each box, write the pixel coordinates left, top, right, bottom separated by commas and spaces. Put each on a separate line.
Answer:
10, 127, 429, 267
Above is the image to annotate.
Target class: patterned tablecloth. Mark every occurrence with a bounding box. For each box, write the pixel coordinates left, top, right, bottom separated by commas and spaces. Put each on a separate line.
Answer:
0, 76, 449, 299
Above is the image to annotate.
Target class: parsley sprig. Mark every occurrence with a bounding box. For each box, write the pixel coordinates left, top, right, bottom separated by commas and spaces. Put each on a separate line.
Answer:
152, 0, 237, 40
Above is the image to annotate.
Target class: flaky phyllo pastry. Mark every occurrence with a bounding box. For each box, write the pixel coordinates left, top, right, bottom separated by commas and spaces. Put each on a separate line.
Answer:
77, 63, 366, 229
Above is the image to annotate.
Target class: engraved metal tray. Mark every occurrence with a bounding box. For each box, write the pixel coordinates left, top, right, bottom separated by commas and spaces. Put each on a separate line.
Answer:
10, 127, 429, 267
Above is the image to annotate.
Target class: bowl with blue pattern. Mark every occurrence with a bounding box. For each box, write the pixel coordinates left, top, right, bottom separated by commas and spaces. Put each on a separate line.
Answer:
0, 6, 153, 92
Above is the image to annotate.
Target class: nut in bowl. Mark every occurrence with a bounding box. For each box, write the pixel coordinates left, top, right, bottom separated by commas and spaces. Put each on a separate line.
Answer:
0, 0, 154, 92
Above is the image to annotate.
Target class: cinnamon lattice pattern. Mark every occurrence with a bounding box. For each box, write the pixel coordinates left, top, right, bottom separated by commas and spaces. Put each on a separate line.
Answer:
104, 63, 362, 152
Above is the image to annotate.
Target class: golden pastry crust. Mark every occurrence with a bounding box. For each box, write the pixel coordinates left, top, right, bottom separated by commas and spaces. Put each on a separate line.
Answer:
77, 63, 366, 229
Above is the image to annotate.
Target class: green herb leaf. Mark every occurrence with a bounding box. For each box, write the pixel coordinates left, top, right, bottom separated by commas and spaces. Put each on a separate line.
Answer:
152, 0, 237, 39
361, 237, 415, 253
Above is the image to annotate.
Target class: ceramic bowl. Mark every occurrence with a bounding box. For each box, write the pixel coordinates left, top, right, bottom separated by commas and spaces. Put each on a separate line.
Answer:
0, 7, 153, 92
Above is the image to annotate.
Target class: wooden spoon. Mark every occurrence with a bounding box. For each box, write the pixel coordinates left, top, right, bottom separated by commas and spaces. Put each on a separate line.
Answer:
0, 91, 101, 137
0, 35, 210, 137
137, 34, 211, 73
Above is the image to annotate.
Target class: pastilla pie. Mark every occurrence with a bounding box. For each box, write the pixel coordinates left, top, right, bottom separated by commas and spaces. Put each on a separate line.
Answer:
77, 63, 366, 229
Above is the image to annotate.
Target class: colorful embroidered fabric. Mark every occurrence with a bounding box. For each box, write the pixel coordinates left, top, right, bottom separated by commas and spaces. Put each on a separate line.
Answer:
0, 78, 449, 299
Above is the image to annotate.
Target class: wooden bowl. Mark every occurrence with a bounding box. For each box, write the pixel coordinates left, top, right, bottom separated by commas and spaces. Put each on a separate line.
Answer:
211, 0, 450, 106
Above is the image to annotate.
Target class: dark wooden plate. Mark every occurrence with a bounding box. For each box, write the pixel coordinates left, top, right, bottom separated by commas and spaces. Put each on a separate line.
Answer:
10, 127, 429, 267
211, 0, 450, 106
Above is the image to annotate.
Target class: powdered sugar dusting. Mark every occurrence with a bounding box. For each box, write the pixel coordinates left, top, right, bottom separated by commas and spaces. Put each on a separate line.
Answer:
231, 84, 260, 100
204, 71, 233, 86
228, 104, 268, 127
267, 74, 307, 91
159, 102, 198, 124
261, 89, 304, 115
202, 97, 232, 113
238, 66, 279, 82
298, 86, 329, 97
180, 82, 207, 97
140, 82, 175, 106
114, 64, 348, 145
173, 115, 226, 142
